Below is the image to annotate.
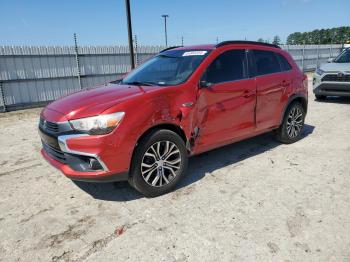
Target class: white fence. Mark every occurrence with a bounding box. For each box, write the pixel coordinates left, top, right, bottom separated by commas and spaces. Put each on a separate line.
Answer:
0, 44, 343, 111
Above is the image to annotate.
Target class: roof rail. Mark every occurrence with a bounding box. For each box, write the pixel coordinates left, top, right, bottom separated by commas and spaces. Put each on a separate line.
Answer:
159, 46, 183, 53
216, 41, 280, 49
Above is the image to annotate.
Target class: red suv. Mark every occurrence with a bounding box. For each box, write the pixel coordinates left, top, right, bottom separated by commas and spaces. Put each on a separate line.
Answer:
39, 41, 308, 197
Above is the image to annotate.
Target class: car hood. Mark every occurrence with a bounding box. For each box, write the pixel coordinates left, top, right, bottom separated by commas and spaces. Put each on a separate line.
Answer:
46, 83, 148, 120
320, 62, 350, 72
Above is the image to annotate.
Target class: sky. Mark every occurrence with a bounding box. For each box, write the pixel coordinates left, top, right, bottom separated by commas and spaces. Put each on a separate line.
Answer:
0, 0, 349, 46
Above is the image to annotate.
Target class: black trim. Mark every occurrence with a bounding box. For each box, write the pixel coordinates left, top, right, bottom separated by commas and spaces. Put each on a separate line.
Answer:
38, 118, 82, 138
159, 46, 183, 53
39, 128, 60, 149
244, 50, 250, 79
67, 172, 129, 183
247, 50, 257, 77
42, 141, 66, 163
216, 41, 280, 49
273, 52, 283, 72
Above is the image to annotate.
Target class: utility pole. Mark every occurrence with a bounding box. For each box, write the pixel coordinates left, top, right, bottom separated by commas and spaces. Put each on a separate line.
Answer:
181, 36, 184, 46
125, 0, 135, 69
162, 15, 169, 46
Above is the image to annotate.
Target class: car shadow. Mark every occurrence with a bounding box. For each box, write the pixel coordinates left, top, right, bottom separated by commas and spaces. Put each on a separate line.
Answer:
73, 124, 315, 202
315, 96, 350, 104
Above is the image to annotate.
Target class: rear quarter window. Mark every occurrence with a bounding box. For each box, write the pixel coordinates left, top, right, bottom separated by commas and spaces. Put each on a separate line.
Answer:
276, 53, 293, 71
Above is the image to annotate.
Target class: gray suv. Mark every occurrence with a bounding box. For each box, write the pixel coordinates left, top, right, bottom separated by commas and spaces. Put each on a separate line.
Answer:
313, 48, 350, 99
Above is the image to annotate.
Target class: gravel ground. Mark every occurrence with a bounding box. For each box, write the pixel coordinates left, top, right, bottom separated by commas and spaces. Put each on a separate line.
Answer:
0, 77, 350, 262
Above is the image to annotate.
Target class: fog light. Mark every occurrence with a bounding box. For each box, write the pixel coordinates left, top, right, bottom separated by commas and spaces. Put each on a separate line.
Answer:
89, 158, 103, 170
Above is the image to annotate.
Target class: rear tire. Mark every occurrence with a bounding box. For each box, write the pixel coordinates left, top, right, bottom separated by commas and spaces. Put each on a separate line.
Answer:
275, 102, 305, 144
315, 94, 326, 100
129, 129, 188, 197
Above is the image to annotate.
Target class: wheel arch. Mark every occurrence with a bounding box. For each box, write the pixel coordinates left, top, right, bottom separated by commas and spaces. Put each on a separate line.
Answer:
279, 94, 308, 125
135, 123, 188, 147
128, 123, 189, 178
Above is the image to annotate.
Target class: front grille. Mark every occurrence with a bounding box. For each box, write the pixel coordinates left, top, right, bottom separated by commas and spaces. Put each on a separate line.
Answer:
40, 117, 59, 133
322, 74, 350, 82
42, 142, 66, 163
39, 117, 74, 134
42, 119, 59, 133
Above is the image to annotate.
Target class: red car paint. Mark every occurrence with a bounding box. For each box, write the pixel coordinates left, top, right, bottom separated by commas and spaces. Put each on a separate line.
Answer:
39, 43, 307, 181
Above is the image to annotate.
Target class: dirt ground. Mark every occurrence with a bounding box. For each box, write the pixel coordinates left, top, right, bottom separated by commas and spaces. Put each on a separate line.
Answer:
0, 76, 350, 262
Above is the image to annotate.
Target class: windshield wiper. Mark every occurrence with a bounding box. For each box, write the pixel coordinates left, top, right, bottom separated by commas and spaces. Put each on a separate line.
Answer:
122, 81, 154, 86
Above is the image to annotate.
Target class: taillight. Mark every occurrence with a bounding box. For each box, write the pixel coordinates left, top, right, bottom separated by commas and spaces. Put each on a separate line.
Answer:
302, 74, 308, 89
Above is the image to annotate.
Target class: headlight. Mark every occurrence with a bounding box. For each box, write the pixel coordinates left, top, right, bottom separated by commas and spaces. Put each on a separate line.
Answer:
69, 112, 125, 135
315, 68, 324, 76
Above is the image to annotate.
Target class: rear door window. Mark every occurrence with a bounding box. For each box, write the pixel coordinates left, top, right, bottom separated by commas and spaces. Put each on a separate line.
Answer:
253, 50, 281, 76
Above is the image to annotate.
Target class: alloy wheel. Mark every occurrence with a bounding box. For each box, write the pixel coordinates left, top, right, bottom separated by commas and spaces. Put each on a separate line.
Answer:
286, 107, 303, 138
141, 141, 182, 187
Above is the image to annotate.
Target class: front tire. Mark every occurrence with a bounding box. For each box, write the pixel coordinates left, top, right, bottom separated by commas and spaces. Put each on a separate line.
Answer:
275, 102, 305, 144
129, 129, 188, 197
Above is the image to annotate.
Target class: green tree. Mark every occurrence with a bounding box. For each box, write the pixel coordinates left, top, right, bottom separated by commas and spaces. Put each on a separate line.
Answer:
257, 38, 265, 43
272, 35, 281, 45
287, 26, 350, 44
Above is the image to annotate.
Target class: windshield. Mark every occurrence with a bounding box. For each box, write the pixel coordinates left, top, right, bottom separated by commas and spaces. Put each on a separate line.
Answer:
122, 49, 210, 86
334, 49, 350, 63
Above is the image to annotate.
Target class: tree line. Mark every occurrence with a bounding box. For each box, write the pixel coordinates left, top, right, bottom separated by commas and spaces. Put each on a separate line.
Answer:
257, 36, 282, 45
286, 27, 350, 45
257, 26, 350, 45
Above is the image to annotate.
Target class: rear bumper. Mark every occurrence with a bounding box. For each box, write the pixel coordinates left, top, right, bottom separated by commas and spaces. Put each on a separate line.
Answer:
41, 149, 129, 182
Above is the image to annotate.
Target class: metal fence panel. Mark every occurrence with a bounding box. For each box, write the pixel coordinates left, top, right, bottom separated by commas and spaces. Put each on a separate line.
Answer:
280, 44, 342, 71
0, 44, 344, 111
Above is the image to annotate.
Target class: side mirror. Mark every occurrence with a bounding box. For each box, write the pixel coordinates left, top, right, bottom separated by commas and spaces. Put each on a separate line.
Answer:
327, 58, 333, 63
199, 80, 212, 88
